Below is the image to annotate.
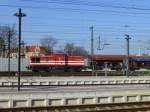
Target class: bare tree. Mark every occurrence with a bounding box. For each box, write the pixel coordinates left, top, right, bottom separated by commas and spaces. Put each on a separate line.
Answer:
73, 46, 89, 57
64, 43, 75, 55
64, 43, 89, 57
0, 38, 5, 57
40, 36, 58, 54
0, 25, 17, 57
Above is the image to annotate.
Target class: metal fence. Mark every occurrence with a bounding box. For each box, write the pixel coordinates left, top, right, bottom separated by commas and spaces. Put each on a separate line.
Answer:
0, 58, 29, 71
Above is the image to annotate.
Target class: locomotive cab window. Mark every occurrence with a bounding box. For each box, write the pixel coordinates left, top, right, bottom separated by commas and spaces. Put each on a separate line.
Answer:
31, 57, 40, 63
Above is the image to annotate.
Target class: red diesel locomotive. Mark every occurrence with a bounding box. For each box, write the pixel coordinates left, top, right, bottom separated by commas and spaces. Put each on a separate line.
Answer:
29, 53, 85, 72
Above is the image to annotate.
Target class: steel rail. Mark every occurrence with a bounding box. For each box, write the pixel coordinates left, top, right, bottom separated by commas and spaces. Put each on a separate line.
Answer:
0, 71, 123, 77
0, 83, 150, 88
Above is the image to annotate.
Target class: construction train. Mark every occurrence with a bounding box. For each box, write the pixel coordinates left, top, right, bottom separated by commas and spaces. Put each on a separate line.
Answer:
28, 53, 150, 72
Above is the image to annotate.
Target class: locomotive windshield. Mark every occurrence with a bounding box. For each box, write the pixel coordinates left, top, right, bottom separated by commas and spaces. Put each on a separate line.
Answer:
31, 57, 40, 63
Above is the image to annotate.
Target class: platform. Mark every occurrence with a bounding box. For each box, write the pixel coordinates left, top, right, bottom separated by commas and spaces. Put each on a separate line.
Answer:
0, 84, 150, 108
0, 76, 150, 86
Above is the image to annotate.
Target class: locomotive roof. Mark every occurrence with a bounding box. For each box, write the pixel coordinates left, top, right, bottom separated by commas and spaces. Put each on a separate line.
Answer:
30, 54, 84, 58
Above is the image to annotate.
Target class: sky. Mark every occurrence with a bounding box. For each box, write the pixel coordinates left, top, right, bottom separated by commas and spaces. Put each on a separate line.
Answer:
0, 0, 150, 55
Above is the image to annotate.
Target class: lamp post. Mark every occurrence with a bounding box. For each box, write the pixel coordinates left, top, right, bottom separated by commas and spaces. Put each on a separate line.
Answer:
8, 29, 11, 74
3, 44, 6, 58
125, 34, 131, 77
21, 41, 26, 58
90, 26, 94, 75
90, 26, 94, 55
14, 8, 26, 91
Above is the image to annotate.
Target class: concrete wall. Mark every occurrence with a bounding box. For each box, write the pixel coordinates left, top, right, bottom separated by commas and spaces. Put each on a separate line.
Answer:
0, 89, 150, 108
0, 58, 29, 71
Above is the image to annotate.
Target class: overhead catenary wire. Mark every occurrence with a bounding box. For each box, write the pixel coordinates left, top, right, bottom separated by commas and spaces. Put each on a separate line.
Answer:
22, 37, 148, 44
0, 4, 150, 18
20, 0, 150, 11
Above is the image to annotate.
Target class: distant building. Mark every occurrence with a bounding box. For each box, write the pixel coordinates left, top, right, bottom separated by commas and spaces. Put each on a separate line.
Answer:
25, 45, 46, 58
6, 45, 47, 58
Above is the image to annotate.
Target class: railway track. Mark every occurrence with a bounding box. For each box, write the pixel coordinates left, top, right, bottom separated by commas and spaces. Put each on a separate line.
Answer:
0, 83, 149, 88
0, 71, 123, 77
